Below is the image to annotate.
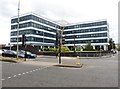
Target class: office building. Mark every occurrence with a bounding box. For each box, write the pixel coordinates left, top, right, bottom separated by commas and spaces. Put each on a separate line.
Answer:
64, 20, 109, 50
10, 12, 109, 50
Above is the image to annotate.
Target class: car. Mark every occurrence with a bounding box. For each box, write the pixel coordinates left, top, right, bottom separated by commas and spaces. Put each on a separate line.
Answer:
111, 49, 117, 54
18, 51, 25, 58
0, 49, 3, 56
18, 50, 37, 58
2, 50, 17, 57
2, 49, 37, 58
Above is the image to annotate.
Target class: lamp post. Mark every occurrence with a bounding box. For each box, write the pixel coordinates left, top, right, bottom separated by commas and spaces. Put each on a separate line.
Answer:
58, 26, 64, 64
8, 43, 11, 50
73, 30, 76, 57
16, 0, 20, 59
43, 31, 44, 51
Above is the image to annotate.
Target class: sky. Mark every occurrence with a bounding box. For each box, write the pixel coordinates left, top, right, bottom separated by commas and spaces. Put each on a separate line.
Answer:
0, 0, 119, 44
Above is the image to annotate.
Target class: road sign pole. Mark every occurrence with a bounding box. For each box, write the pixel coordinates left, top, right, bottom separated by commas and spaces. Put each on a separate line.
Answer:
58, 30, 61, 64
100, 45, 102, 57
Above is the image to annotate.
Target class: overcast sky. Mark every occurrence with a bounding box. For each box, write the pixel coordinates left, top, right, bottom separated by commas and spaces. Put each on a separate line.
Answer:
0, 0, 119, 44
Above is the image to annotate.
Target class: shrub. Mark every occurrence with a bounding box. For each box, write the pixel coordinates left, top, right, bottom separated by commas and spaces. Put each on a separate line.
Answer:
61, 46, 70, 52
84, 42, 94, 51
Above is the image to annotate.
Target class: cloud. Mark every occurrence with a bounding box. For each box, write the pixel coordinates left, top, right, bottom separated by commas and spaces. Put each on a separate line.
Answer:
0, 0, 17, 18
0, 0, 119, 44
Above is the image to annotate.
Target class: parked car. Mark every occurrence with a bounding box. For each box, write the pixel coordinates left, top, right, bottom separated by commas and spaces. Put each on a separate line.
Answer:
18, 51, 25, 58
111, 49, 117, 54
2, 50, 17, 57
0, 49, 3, 56
2, 49, 37, 58
19, 50, 37, 58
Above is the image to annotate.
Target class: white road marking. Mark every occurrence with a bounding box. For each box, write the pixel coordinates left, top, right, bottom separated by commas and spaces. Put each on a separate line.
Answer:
13, 75, 17, 77
3, 66, 51, 81
8, 77, 11, 79
26, 72, 29, 74
1, 79, 5, 81
18, 74, 21, 75
22, 73, 25, 75
30, 71, 32, 72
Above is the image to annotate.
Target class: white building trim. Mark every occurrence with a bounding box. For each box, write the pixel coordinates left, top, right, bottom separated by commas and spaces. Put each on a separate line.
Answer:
64, 43, 109, 46
11, 27, 56, 35
64, 25, 108, 32
10, 42, 54, 46
64, 31, 108, 36
65, 37, 109, 41
11, 19, 57, 30
11, 34, 55, 40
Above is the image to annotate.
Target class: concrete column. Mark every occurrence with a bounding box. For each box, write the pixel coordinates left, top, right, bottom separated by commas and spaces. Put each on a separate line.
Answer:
104, 45, 107, 51
93, 45, 95, 50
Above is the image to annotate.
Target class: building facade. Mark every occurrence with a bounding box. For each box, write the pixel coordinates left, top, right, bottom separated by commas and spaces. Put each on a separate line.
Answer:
10, 12, 109, 50
11, 12, 60, 50
63, 20, 109, 50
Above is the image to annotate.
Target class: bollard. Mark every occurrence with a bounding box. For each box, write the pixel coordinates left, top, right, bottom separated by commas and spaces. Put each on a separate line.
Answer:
76, 56, 80, 65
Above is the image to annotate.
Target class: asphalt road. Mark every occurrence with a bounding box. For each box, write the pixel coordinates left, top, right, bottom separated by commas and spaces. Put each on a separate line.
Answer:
1, 53, 118, 87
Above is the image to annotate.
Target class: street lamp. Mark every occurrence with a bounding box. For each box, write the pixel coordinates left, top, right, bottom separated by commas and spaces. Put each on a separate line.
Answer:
73, 30, 76, 57
8, 43, 11, 50
43, 31, 44, 51
16, 0, 20, 59
58, 26, 64, 64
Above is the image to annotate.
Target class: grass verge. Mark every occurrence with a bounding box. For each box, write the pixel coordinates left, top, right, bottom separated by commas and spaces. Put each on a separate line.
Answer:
0, 56, 24, 63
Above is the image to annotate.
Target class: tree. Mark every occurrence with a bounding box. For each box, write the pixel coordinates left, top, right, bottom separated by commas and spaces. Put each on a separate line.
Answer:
109, 38, 116, 50
84, 42, 94, 51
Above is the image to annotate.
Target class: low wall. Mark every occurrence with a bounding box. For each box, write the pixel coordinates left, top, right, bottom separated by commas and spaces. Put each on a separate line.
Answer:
38, 51, 111, 57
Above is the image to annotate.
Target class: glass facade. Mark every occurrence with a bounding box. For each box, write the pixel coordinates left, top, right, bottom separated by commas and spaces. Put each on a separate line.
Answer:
11, 13, 109, 47
11, 14, 59, 28
11, 22, 56, 33
11, 14, 58, 46
66, 39, 108, 44
64, 20, 109, 45
64, 27, 108, 34
11, 37, 55, 43
11, 29, 55, 38
64, 21, 107, 29
65, 33, 107, 39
